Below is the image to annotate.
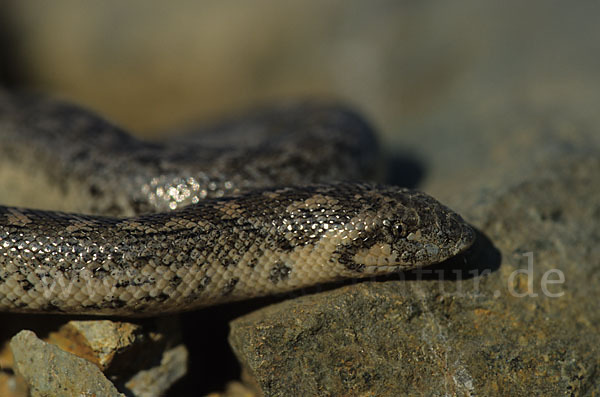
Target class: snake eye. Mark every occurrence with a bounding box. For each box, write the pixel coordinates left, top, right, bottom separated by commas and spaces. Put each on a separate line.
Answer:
383, 219, 403, 238
394, 224, 403, 237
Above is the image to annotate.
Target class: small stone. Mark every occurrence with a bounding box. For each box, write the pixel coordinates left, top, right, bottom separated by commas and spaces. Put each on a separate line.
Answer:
125, 344, 188, 397
10, 330, 124, 397
47, 320, 144, 371
1, 317, 188, 397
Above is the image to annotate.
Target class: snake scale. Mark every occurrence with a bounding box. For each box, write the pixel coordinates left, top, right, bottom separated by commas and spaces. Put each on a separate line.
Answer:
0, 91, 475, 316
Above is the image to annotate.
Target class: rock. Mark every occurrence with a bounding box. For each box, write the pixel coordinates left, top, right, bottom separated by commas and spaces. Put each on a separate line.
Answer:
210, 381, 258, 397
48, 320, 159, 372
10, 330, 124, 397
48, 318, 186, 380
2, 318, 188, 397
229, 153, 600, 396
125, 344, 189, 397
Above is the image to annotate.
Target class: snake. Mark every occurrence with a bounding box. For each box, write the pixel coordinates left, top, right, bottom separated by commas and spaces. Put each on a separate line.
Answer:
0, 91, 475, 316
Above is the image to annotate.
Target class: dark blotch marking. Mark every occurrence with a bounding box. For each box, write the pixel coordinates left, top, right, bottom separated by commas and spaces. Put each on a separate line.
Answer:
19, 279, 35, 291
41, 302, 64, 312
335, 247, 365, 273
247, 249, 263, 268
344, 261, 365, 273
333, 227, 388, 273
222, 278, 239, 296
221, 258, 235, 268
195, 276, 211, 293
269, 262, 292, 283
273, 235, 294, 251
155, 293, 170, 302
247, 258, 258, 268
103, 299, 127, 309
170, 275, 182, 286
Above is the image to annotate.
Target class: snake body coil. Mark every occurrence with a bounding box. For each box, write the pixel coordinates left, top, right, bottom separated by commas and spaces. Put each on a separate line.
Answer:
0, 92, 474, 316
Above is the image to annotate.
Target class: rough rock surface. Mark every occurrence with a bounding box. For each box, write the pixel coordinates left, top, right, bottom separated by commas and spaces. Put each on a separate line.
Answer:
125, 344, 188, 397
10, 330, 124, 397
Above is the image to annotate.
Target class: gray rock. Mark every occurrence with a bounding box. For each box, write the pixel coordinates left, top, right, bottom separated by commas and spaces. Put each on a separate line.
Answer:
125, 344, 189, 397
229, 153, 600, 396
47, 320, 162, 372
10, 330, 124, 397
3, 318, 188, 397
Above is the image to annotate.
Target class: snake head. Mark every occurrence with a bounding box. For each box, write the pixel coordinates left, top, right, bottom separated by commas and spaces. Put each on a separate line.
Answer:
326, 184, 476, 275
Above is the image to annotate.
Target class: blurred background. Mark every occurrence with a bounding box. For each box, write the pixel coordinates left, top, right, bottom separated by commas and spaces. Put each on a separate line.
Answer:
0, 0, 599, 201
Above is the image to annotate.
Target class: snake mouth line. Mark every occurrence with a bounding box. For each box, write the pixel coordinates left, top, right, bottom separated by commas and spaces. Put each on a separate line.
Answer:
361, 264, 409, 275
358, 221, 476, 273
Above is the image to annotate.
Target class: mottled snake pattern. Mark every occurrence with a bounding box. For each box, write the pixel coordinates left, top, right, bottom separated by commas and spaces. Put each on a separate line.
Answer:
0, 92, 475, 316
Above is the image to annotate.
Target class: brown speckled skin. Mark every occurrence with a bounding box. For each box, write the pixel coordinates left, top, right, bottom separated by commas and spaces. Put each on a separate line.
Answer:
0, 93, 475, 316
